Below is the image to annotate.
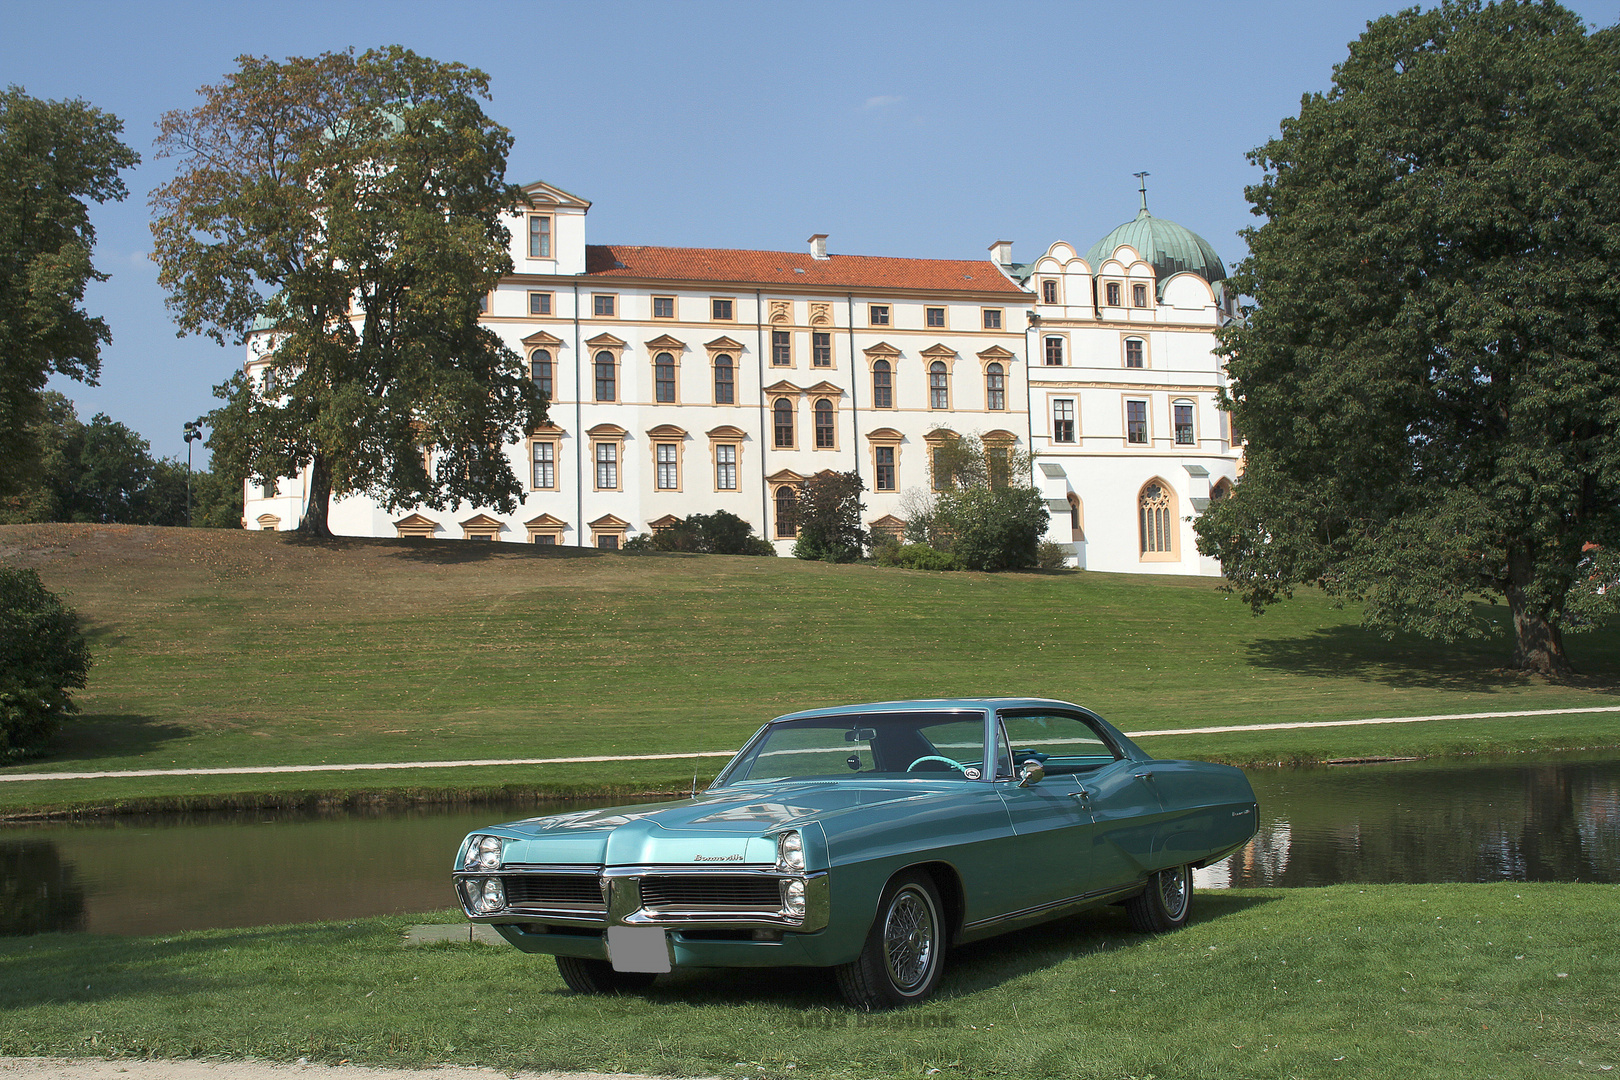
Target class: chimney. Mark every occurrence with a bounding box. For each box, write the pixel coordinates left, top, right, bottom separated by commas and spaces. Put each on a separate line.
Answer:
989, 240, 1013, 267
808, 233, 828, 261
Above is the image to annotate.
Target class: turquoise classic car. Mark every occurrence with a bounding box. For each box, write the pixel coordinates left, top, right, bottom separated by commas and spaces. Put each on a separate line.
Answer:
454, 698, 1258, 1009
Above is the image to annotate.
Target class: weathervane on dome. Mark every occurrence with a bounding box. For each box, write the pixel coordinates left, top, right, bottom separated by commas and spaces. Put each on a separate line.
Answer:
1134, 171, 1151, 216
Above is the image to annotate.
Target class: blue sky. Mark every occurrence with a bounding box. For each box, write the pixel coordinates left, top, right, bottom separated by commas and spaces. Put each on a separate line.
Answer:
5, 0, 1617, 465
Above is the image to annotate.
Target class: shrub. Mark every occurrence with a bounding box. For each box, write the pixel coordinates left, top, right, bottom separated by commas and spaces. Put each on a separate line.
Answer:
792, 471, 867, 563
1036, 540, 1071, 569
876, 542, 962, 571
0, 566, 92, 759
624, 511, 775, 557
932, 486, 1050, 571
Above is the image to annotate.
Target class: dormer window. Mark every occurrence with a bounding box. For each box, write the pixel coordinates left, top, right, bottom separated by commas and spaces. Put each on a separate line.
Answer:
1042, 279, 1058, 304
1105, 282, 1121, 307
1133, 283, 1149, 308
528, 215, 552, 259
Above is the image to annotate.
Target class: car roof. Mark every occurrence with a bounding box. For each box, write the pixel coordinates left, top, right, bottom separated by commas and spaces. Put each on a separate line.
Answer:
770, 697, 1088, 723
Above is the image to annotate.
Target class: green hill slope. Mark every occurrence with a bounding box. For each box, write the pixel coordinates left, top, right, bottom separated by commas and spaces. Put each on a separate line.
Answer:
3, 523, 1617, 814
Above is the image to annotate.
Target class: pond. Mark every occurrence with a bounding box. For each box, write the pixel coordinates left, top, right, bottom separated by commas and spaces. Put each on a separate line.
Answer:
3, 752, 1616, 937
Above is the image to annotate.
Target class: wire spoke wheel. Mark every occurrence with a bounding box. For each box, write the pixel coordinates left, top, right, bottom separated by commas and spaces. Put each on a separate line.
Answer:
883, 887, 936, 991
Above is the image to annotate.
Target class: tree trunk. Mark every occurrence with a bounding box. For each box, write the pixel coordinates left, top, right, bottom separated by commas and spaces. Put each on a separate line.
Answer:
1505, 580, 1572, 678
297, 453, 334, 537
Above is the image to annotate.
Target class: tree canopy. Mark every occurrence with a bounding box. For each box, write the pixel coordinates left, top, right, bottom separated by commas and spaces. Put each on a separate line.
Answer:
150, 48, 543, 535
1194, 0, 1620, 676
0, 87, 138, 498
903, 434, 1048, 572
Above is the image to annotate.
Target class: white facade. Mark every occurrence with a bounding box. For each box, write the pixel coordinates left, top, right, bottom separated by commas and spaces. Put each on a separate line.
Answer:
243, 180, 1243, 575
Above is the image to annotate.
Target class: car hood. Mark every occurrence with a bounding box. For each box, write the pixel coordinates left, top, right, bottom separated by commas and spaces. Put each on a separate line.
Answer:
485, 780, 964, 867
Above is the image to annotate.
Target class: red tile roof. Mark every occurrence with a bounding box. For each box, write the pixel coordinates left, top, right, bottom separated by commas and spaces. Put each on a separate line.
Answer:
584, 244, 1028, 296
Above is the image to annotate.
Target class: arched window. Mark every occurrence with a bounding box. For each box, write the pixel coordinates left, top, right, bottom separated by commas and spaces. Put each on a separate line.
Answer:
814, 398, 835, 448
594, 351, 615, 402
872, 359, 893, 409
1210, 478, 1232, 502
1173, 399, 1195, 445
1125, 338, 1145, 368
775, 485, 798, 537
713, 353, 734, 404
1139, 481, 1175, 557
929, 361, 949, 410
1067, 492, 1083, 540
654, 352, 676, 403
773, 398, 794, 448
1105, 281, 1121, 307
986, 363, 1005, 411
530, 349, 552, 400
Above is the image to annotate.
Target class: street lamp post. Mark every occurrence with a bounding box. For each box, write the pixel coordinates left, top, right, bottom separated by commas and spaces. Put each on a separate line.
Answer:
183, 418, 205, 525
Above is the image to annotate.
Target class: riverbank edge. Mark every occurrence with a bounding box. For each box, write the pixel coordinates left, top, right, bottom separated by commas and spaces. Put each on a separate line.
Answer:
6, 734, 1618, 821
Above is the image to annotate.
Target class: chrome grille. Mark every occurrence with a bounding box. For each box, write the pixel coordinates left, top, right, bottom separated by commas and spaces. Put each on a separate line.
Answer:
502, 874, 604, 910
639, 875, 782, 911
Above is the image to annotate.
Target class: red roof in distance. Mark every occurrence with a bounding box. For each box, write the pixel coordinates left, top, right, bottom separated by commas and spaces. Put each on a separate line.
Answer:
583, 244, 1027, 296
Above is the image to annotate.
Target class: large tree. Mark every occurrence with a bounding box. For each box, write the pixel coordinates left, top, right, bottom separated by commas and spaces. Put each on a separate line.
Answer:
0, 88, 138, 498
1195, 0, 1620, 677
150, 48, 542, 535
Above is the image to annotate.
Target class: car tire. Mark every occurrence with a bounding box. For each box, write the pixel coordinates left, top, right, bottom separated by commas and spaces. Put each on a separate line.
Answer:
835, 871, 946, 1010
554, 955, 657, 994
1124, 864, 1193, 933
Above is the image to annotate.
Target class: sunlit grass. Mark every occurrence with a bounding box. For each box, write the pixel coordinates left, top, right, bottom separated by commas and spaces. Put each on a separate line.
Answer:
3, 523, 1619, 815
1, 883, 1614, 1079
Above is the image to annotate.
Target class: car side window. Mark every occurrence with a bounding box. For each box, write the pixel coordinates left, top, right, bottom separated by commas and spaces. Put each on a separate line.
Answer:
997, 712, 1122, 778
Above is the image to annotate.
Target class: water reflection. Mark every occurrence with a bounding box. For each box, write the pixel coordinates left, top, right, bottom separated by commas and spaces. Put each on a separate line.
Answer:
1196, 754, 1620, 888
3, 755, 1616, 936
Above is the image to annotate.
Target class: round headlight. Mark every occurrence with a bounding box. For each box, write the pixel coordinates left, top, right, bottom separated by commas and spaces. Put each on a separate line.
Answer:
777, 831, 805, 871
784, 878, 807, 916
473, 877, 505, 914
475, 835, 504, 870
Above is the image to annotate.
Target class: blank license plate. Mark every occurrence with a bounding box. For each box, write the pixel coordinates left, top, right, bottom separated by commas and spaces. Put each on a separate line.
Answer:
606, 926, 671, 973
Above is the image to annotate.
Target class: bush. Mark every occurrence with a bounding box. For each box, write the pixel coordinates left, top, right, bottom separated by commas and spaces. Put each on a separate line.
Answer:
792, 472, 867, 563
1036, 540, 1071, 569
875, 542, 962, 571
0, 566, 92, 759
624, 511, 775, 557
932, 486, 1050, 571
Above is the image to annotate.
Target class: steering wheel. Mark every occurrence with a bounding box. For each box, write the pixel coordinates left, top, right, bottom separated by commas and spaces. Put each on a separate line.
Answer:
907, 755, 967, 774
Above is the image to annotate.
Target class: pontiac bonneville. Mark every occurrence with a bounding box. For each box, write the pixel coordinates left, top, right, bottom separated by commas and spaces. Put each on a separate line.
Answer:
454, 698, 1258, 1009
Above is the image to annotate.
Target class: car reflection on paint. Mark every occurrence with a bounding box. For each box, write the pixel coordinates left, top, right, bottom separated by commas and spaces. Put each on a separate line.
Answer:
454, 698, 1258, 1009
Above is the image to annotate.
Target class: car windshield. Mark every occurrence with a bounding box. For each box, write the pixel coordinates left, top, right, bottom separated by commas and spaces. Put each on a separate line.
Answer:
713, 710, 988, 786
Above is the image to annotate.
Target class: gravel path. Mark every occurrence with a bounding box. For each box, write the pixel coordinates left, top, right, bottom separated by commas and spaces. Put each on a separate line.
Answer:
0, 1059, 704, 1080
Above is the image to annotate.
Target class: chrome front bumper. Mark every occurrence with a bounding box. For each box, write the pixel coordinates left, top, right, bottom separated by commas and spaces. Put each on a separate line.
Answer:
454, 863, 830, 933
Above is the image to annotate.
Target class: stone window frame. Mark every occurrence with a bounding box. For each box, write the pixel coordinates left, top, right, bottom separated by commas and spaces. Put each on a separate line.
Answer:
772, 396, 796, 449
813, 395, 839, 451
527, 291, 554, 316
589, 513, 630, 551
705, 336, 746, 407
982, 429, 1019, 489
868, 303, 891, 327
461, 513, 503, 542
394, 513, 437, 539
766, 470, 806, 538
1043, 333, 1068, 367
646, 334, 685, 405
1138, 478, 1179, 562
588, 423, 627, 492
867, 427, 903, 492
592, 293, 617, 318
647, 423, 688, 493
981, 307, 1003, 330
524, 513, 566, 545
771, 328, 794, 367
708, 425, 746, 492
923, 427, 961, 493
711, 296, 736, 322
528, 423, 564, 491
1124, 334, 1149, 369
586, 332, 626, 403
528, 213, 552, 259
1132, 282, 1151, 309
1041, 278, 1060, 304
920, 344, 957, 412
925, 306, 947, 329
652, 295, 677, 319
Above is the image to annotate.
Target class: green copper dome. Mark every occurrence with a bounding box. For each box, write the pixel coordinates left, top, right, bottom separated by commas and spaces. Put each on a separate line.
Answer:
1085, 185, 1226, 289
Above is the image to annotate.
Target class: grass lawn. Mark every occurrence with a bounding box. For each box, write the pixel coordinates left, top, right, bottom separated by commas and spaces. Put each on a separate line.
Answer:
1, 883, 1614, 1079
3, 523, 1620, 815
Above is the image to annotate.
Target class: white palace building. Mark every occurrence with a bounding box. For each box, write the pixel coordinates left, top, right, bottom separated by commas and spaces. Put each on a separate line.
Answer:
243, 179, 1242, 575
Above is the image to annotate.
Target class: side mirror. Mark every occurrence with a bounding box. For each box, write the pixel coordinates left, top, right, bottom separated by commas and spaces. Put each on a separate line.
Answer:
1017, 761, 1045, 788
